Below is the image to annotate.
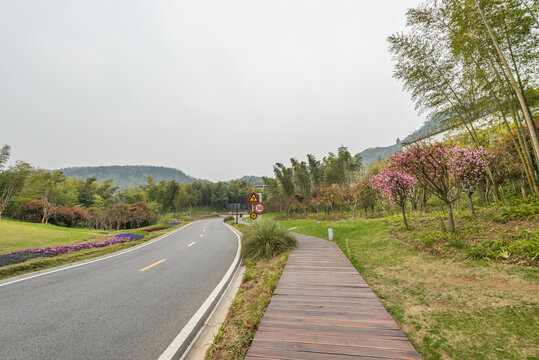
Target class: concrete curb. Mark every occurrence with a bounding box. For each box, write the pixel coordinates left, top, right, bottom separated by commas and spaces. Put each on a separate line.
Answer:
158, 221, 242, 360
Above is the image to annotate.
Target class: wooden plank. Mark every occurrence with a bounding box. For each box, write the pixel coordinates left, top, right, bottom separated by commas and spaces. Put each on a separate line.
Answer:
251, 339, 422, 359
254, 330, 417, 350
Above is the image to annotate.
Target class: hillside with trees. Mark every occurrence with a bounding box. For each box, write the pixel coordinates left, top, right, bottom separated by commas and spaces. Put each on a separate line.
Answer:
0, 148, 255, 230
57, 165, 205, 190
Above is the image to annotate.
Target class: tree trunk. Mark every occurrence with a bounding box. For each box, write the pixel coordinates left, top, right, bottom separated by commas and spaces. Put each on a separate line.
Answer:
468, 191, 476, 217
401, 205, 409, 230
447, 202, 455, 233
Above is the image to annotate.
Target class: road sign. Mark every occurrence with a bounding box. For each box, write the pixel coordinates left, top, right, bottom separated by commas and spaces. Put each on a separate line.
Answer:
250, 212, 258, 220
248, 193, 259, 204
254, 203, 264, 214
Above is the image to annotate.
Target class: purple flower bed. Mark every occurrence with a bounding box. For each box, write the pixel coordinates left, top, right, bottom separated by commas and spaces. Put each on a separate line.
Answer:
165, 221, 183, 226
0, 234, 145, 268
114, 234, 145, 240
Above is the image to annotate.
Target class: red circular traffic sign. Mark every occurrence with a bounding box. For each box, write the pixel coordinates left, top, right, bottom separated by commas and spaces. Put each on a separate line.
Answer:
254, 203, 265, 214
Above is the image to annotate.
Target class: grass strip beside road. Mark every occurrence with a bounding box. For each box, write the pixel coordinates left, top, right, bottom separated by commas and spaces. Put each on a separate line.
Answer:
0, 221, 189, 280
0, 219, 113, 253
205, 253, 288, 360
273, 217, 538, 360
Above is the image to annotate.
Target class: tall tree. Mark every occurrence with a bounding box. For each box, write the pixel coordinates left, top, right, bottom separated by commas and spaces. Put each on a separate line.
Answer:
0, 162, 32, 220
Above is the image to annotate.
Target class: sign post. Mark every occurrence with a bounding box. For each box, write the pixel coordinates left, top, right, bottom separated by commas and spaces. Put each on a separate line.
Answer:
248, 192, 264, 220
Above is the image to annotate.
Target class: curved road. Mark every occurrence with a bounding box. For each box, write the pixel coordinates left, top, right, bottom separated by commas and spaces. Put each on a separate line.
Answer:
0, 219, 238, 360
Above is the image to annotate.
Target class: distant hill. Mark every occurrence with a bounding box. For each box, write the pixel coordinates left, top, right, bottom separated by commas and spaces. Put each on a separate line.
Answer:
226, 175, 264, 185
356, 115, 445, 166
357, 141, 402, 167
58, 165, 205, 190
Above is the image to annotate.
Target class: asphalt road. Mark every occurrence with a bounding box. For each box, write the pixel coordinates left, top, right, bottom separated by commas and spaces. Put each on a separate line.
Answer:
0, 219, 238, 360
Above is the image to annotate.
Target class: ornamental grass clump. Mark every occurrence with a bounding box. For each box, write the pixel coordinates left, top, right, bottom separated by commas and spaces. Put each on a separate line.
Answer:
241, 220, 297, 260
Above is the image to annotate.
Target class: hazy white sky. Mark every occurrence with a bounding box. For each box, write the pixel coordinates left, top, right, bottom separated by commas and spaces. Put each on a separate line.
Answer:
1, 0, 424, 181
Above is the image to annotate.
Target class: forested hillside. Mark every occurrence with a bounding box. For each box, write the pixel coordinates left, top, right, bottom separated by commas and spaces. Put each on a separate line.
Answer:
58, 166, 205, 190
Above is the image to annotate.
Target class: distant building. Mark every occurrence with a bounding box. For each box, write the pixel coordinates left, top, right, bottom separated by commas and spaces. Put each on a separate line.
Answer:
338, 144, 348, 153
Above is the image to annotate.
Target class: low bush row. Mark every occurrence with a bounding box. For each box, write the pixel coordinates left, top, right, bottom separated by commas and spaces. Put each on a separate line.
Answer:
142, 227, 168, 232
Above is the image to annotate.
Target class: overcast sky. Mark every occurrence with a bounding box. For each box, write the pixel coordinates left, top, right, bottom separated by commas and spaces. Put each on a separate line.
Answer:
1, 0, 424, 182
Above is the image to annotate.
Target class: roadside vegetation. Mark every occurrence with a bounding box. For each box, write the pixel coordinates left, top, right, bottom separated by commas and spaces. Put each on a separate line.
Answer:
271, 216, 538, 360
205, 254, 288, 360
388, 197, 538, 266
0, 219, 188, 280
206, 220, 295, 359
241, 220, 297, 260
223, 215, 235, 223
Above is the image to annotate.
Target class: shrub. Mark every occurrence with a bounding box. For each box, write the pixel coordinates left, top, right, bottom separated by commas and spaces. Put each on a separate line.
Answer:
224, 215, 235, 223
241, 220, 297, 260
141, 227, 168, 232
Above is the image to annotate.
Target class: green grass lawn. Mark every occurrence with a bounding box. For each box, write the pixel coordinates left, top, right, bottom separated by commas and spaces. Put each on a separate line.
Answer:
274, 217, 539, 360
0, 219, 188, 280
0, 219, 113, 253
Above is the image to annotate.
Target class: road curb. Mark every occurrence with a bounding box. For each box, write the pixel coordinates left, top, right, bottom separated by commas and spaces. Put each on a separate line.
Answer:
158, 221, 242, 360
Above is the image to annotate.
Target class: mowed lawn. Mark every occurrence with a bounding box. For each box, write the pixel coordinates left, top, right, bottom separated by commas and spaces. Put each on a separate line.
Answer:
273, 217, 539, 360
0, 219, 112, 253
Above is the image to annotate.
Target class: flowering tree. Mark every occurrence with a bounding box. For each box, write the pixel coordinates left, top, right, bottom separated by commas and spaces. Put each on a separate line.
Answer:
372, 170, 416, 230
452, 146, 489, 217
389, 142, 460, 232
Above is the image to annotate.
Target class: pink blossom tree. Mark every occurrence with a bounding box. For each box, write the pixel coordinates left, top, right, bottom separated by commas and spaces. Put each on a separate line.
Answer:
389, 142, 460, 232
452, 146, 489, 217
372, 169, 416, 230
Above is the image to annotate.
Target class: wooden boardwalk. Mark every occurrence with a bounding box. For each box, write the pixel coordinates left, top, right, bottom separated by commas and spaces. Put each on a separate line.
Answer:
245, 234, 421, 360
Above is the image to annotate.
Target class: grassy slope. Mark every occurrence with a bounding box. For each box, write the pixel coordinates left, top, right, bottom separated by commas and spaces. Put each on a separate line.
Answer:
274, 217, 538, 360
0, 219, 188, 280
0, 219, 113, 253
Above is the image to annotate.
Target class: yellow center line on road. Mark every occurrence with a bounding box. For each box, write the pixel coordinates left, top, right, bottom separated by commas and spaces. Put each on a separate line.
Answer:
188, 242, 196, 247
139, 259, 167, 272
200, 234, 203, 237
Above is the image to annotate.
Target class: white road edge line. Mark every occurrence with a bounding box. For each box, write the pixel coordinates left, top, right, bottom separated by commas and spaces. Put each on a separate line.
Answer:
178, 249, 242, 360
0, 222, 197, 288
158, 221, 242, 360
